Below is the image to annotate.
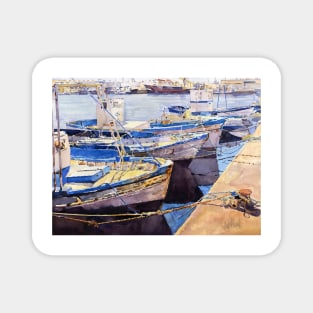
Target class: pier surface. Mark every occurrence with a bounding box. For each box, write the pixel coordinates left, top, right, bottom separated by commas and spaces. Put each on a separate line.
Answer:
176, 125, 261, 235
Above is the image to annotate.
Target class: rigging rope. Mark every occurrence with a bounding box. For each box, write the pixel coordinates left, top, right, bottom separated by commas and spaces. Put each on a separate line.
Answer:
88, 93, 162, 166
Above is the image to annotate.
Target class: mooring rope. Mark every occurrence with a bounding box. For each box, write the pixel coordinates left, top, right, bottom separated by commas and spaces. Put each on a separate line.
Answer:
53, 190, 261, 227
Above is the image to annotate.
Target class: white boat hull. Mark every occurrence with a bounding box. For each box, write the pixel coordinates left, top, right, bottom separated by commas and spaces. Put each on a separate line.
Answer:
132, 137, 208, 160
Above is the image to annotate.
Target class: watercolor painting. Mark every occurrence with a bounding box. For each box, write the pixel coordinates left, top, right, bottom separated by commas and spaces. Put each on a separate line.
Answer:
52, 77, 262, 236
31, 57, 281, 255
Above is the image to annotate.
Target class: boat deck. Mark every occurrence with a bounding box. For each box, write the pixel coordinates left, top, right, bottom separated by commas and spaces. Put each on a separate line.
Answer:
65, 160, 156, 191
123, 121, 150, 129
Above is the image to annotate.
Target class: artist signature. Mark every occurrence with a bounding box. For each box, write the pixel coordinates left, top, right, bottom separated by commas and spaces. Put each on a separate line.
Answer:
223, 217, 241, 230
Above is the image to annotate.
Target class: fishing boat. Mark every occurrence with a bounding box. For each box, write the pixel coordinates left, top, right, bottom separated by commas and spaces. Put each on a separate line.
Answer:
53, 84, 174, 216
163, 109, 260, 140
167, 105, 190, 114
144, 79, 190, 94
167, 89, 211, 114
145, 115, 225, 147
67, 113, 225, 138
166, 88, 261, 140
190, 105, 260, 117
69, 131, 210, 161
53, 131, 173, 214
222, 117, 259, 139
167, 104, 260, 120
168, 89, 260, 118
65, 93, 226, 149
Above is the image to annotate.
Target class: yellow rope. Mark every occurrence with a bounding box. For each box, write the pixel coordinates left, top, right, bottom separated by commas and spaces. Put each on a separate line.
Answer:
53, 212, 143, 217
53, 192, 237, 218
53, 191, 261, 226
53, 214, 148, 227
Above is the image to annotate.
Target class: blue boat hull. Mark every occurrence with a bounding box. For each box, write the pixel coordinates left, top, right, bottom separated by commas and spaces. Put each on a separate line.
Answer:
70, 133, 210, 161
65, 117, 226, 138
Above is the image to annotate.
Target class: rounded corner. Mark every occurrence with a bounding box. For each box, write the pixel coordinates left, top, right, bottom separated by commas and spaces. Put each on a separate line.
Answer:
257, 57, 282, 78
259, 234, 282, 257
31, 235, 54, 257
32, 57, 56, 78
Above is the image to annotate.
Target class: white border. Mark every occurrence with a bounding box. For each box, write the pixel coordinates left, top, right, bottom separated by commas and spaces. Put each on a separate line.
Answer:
32, 57, 281, 256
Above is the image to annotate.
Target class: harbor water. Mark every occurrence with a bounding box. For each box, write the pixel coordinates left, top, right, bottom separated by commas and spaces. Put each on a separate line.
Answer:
56, 93, 259, 128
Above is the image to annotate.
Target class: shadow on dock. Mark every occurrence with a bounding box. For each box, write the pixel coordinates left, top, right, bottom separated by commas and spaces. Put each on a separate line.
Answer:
165, 153, 219, 203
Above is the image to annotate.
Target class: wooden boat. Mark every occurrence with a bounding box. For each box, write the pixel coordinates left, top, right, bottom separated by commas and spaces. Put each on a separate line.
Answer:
53, 131, 173, 213
190, 105, 260, 117
167, 105, 190, 114
147, 115, 224, 132
163, 107, 260, 140
67, 115, 225, 138
222, 117, 260, 139
167, 88, 260, 118
173, 109, 260, 140
69, 131, 210, 161
165, 90, 261, 140
65, 96, 226, 149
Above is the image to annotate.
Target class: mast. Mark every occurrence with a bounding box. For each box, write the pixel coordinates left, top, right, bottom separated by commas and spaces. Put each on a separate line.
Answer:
52, 104, 57, 191
217, 84, 220, 109
53, 84, 63, 190
224, 84, 228, 108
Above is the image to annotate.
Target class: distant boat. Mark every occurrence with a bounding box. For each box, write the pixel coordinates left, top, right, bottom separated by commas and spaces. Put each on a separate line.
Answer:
144, 84, 190, 94
129, 87, 152, 94
213, 88, 256, 96
231, 89, 256, 96
167, 105, 190, 114
53, 131, 173, 213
